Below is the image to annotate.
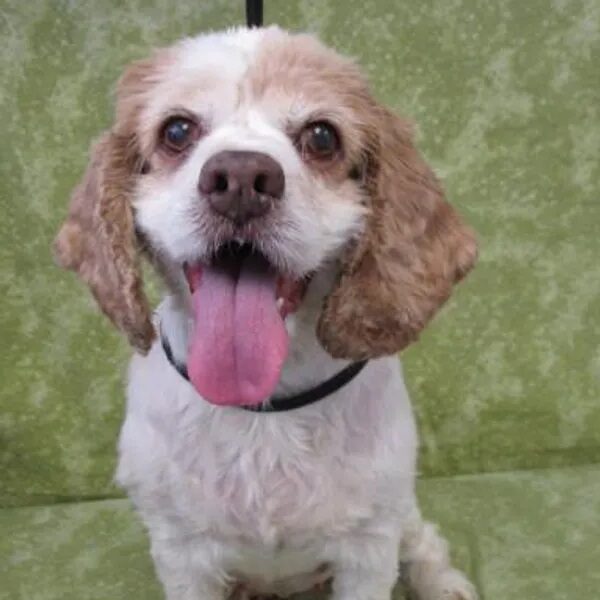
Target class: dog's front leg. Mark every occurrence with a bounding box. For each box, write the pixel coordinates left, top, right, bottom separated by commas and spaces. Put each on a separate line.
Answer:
330, 536, 399, 600
151, 537, 228, 600
160, 579, 225, 600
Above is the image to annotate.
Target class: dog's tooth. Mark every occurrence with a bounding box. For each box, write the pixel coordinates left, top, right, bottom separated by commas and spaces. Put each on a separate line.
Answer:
276, 298, 284, 311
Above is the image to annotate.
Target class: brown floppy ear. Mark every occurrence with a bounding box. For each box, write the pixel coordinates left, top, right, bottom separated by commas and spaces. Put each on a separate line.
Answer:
317, 107, 477, 360
53, 132, 154, 353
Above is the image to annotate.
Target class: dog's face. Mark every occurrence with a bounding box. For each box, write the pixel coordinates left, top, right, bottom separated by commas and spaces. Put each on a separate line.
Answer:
54, 27, 477, 406
130, 29, 370, 283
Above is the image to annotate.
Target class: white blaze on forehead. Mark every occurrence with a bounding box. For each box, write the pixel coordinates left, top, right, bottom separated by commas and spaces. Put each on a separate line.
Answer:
189, 108, 303, 176
141, 26, 273, 130
176, 26, 271, 68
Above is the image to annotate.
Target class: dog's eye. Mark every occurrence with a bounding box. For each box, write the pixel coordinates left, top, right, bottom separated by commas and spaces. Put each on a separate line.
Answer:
160, 117, 199, 153
299, 122, 340, 160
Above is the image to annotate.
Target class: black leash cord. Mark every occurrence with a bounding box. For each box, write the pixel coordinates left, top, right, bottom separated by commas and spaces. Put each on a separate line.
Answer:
246, 0, 263, 27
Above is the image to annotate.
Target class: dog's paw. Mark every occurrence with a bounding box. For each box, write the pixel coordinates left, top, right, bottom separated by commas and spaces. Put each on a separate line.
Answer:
411, 568, 478, 600
228, 584, 283, 600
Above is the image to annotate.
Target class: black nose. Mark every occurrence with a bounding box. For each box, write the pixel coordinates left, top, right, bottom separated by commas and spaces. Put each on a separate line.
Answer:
198, 150, 285, 226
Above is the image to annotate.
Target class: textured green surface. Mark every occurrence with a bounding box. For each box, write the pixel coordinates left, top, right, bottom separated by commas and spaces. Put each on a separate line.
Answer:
1, 0, 599, 598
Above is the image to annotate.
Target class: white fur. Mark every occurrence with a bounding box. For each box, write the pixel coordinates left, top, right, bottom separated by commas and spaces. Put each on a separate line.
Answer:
117, 298, 476, 600
116, 28, 477, 600
134, 26, 367, 288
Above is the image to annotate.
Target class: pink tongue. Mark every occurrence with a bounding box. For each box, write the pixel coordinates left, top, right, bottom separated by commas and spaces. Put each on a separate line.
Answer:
187, 255, 289, 406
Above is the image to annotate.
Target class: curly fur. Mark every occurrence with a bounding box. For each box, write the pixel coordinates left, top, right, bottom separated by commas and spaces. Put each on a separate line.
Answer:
53, 132, 154, 352
318, 107, 477, 359
54, 26, 478, 600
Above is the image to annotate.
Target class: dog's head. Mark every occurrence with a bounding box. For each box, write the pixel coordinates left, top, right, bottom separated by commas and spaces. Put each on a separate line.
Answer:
54, 27, 477, 406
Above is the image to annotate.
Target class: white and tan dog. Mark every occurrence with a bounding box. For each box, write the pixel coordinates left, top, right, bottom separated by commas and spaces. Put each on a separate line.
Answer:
54, 26, 478, 600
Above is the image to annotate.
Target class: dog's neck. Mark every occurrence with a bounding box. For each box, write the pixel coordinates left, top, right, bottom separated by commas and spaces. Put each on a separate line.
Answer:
157, 269, 352, 398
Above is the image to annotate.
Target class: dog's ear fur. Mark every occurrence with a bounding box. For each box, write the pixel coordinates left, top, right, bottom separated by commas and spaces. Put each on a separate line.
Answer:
52, 55, 168, 353
53, 131, 154, 353
317, 107, 477, 360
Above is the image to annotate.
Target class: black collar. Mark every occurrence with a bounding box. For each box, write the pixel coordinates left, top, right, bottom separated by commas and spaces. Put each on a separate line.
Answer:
160, 331, 368, 413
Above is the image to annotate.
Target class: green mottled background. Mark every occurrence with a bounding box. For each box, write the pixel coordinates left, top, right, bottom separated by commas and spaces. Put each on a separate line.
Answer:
1, 0, 599, 598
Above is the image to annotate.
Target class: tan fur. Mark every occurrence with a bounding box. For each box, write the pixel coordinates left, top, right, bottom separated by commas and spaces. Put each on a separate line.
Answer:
317, 106, 478, 359
54, 30, 476, 361
116, 49, 175, 157
248, 30, 374, 171
250, 31, 477, 358
88, 30, 479, 600
51, 56, 167, 353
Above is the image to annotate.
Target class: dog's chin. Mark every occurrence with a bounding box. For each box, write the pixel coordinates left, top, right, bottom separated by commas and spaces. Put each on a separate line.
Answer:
178, 242, 313, 407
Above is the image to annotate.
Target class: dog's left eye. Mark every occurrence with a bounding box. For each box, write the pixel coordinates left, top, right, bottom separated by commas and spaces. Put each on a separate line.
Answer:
160, 117, 199, 152
298, 121, 341, 160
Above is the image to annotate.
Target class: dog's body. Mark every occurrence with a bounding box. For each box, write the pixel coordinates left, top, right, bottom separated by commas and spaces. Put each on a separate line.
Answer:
55, 27, 478, 599
117, 297, 472, 599
118, 297, 416, 597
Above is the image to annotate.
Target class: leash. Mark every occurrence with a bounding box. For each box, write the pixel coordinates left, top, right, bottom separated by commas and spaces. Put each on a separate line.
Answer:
161, 329, 368, 413
246, 0, 263, 27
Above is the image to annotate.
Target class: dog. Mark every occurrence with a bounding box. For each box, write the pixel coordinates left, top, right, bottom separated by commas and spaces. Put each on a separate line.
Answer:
54, 26, 478, 600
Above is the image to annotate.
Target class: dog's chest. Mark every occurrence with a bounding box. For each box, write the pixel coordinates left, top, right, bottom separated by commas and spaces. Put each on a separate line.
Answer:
168, 413, 379, 548
120, 350, 411, 564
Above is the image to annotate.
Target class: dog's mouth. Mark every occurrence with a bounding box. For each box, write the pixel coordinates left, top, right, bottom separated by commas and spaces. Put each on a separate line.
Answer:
183, 243, 311, 407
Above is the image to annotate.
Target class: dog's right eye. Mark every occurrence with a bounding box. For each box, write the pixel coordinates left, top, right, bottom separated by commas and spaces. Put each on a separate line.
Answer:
160, 117, 200, 153
298, 121, 341, 162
